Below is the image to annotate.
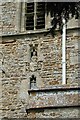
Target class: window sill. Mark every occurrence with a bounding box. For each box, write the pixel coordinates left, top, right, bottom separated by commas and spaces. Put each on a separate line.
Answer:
1, 29, 49, 37
1, 27, 80, 38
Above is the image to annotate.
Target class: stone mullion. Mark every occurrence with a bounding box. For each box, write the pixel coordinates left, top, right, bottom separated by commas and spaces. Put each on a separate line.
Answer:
45, 3, 47, 29
21, 2, 26, 32
15, 2, 22, 33
34, 2, 37, 30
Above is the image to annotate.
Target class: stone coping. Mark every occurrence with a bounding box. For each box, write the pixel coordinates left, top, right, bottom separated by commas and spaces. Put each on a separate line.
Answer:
1, 27, 80, 38
28, 86, 80, 93
27, 86, 80, 110
26, 104, 80, 111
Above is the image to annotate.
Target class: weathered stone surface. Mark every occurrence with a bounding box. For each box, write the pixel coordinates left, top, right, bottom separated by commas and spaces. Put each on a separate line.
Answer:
35, 108, 79, 118
1, 32, 80, 118
0, 2, 80, 119
28, 89, 79, 109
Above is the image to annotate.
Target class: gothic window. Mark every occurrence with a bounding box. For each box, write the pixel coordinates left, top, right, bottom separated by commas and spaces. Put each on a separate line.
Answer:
25, 2, 45, 30
30, 75, 36, 89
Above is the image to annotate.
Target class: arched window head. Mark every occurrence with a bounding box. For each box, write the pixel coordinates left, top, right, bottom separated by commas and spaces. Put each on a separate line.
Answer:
30, 75, 36, 89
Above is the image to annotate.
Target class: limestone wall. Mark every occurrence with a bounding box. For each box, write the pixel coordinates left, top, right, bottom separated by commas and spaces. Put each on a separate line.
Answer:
1, 31, 80, 118
1, 2, 17, 35
0, 1, 80, 119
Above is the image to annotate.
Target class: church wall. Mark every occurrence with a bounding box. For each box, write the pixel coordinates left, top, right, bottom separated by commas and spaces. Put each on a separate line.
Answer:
0, 2, 80, 119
